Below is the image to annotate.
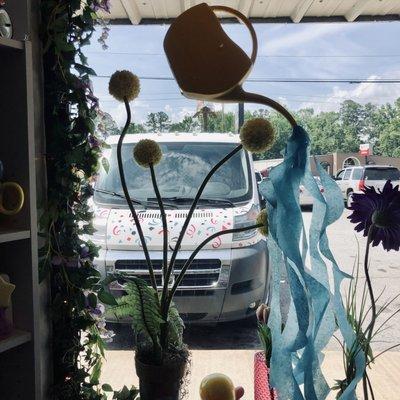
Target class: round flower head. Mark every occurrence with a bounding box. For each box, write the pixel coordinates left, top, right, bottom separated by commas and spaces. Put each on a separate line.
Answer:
133, 139, 162, 168
348, 180, 400, 251
256, 209, 269, 236
240, 118, 275, 153
108, 70, 140, 102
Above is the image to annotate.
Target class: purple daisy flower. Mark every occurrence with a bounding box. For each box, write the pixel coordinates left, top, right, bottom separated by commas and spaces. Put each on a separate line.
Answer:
348, 180, 400, 251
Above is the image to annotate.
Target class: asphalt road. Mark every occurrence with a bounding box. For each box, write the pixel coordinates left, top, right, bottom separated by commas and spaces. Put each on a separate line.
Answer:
107, 208, 400, 352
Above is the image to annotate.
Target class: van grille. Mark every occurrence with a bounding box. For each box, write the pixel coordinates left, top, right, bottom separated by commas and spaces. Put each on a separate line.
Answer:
114, 259, 221, 288
137, 211, 213, 219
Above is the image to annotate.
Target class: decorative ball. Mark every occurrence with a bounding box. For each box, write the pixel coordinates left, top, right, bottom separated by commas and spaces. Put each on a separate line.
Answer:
256, 209, 269, 236
240, 118, 275, 153
133, 139, 162, 168
199, 373, 235, 400
108, 70, 140, 102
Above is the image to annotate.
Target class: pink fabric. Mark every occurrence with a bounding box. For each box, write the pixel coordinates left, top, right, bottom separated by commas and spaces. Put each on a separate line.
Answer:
254, 352, 277, 400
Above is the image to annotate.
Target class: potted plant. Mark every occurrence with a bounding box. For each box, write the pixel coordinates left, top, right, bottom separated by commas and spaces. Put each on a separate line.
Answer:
254, 303, 277, 400
333, 181, 400, 399
99, 70, 272, 400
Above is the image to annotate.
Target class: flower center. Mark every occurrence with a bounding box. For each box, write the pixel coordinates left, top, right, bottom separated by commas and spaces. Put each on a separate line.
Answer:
372, 210, 390, 228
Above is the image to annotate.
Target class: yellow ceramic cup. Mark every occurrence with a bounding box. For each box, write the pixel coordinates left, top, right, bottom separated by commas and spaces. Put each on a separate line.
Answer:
199, 373, 236, 400
0, 181, 25, 216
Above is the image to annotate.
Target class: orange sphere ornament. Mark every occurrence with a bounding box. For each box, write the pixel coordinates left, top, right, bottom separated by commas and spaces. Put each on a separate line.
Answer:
199, 373, 236, 400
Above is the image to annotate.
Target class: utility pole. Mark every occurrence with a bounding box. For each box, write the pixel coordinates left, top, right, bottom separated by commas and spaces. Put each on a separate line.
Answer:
238, 103, 244, 132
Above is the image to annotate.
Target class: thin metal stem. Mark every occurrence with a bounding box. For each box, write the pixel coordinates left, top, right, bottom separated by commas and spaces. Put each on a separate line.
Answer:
362, 225, 376, 400
149, 164, 168, 280
149, 162, 170, 351
164, 144, 243, 304
364, 225, 377, 338
217, 86, 297, 128
166, 223, 262, 310
116, 98, 157, 292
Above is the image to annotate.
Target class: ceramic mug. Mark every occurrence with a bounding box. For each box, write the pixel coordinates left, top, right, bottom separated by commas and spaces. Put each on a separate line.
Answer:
0, 181, 24, 215
0, 162, 24, 216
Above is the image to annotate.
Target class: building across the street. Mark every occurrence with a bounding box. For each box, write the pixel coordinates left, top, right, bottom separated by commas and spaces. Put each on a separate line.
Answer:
254, 152, 400, 177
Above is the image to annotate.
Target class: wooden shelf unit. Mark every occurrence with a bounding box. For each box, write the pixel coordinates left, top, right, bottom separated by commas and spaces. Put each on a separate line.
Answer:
0, 329, 32, 354
0, 37, 24, 51
0, 2, 45, 399
0, 229, 31, 244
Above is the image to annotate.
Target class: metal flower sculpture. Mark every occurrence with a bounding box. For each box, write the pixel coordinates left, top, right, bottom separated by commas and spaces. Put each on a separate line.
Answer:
164, 3, 366, 400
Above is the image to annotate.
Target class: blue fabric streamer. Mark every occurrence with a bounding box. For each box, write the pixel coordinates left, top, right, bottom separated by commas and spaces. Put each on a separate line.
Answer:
258, 125, 365, 400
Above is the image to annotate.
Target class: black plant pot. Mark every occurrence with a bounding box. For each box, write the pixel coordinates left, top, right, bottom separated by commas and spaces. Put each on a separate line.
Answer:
135, 355, 187, 400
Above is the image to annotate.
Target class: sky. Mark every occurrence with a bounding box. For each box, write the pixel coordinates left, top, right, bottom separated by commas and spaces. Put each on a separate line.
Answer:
86, 20, 400, 127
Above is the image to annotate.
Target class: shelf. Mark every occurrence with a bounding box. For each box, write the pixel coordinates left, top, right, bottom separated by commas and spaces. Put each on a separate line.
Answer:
0, 329, 31, 354
0, 37, 24, 51
0, 229, 30, 244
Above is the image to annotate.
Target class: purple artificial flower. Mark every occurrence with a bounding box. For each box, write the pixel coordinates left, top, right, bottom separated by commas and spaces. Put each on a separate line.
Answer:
88, 135, 101, 149
348, 180, 400, 251
91, 0, 111, 13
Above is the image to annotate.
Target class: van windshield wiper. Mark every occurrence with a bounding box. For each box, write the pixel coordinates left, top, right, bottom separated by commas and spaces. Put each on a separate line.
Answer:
95, 188, 178, 209
151, 196, 235, 207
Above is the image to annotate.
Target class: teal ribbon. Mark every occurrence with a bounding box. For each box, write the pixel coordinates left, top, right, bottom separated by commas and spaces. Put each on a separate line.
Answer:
259, 125, 365, 400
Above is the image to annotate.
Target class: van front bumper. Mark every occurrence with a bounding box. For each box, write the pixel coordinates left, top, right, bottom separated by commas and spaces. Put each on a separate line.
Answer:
97, 240, 268, 324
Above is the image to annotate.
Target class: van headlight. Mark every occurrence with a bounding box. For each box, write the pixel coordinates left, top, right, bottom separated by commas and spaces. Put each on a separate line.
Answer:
232, 204, 260, 241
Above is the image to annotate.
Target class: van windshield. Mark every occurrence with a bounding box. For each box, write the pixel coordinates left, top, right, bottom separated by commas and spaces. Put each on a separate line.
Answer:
94, 141, 252, 207
364, 167, 400, 181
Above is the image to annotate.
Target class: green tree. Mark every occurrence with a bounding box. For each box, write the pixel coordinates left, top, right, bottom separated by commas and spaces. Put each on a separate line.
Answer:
146, 111, 171, 132
207, 110, 236, 133
125, 123, 147, 134
169, 115, 199, 132
378, 130, 400, 157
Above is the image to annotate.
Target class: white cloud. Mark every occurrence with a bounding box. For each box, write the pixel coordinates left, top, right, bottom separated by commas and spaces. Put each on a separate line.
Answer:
105, 100, 150, 126
296, 71, 400, 112
263, 24, 350, 54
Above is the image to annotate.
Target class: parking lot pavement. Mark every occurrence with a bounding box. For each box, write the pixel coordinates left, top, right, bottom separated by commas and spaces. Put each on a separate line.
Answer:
102, 208, 400, 396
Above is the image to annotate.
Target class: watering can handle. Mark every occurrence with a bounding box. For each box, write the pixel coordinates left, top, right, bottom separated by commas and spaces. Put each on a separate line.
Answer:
210, 5, 258, 65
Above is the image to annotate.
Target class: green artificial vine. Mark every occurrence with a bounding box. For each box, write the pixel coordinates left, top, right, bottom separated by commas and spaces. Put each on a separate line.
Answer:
40, 1, 137, 399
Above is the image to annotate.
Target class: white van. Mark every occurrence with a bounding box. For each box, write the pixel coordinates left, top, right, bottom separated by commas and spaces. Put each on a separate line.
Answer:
90, 133, 269, 324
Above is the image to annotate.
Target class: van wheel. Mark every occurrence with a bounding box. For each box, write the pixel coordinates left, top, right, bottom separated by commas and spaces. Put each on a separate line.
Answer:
346, 191, 353, 209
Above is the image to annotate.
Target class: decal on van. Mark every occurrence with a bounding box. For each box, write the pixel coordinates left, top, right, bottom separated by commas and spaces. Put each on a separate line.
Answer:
106, 206, 259, 250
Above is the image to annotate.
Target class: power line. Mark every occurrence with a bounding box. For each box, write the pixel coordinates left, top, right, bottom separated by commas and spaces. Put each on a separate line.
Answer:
98, 91, 399, 102
86, 51, 400, 58
93, 75, 400, 84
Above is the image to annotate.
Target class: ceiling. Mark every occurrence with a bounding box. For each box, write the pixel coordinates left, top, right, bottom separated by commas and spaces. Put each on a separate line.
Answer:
105, 0, 400, 24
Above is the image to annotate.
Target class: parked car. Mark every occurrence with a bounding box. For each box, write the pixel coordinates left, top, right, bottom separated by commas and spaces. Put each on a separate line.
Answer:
299, 177, 324, 207
335, 165, 400, 207
90, 133, 269, 324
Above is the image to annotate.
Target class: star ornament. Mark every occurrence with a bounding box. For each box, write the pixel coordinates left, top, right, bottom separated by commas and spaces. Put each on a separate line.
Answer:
0, 275, 15, 308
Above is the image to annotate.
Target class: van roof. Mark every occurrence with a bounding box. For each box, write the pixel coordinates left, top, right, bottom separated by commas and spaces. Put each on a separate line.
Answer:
106, 132, 240, 145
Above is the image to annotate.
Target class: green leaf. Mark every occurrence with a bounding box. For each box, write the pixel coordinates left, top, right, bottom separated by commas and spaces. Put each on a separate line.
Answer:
90, 360, 102, 385
168, 303, 184, 348
75, 63, 97, 76
101, 157, 110, 173
98, 288, 118, 306
110, 279, 164, 355
87, 292, 97, 308
102, 383, 113, 392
